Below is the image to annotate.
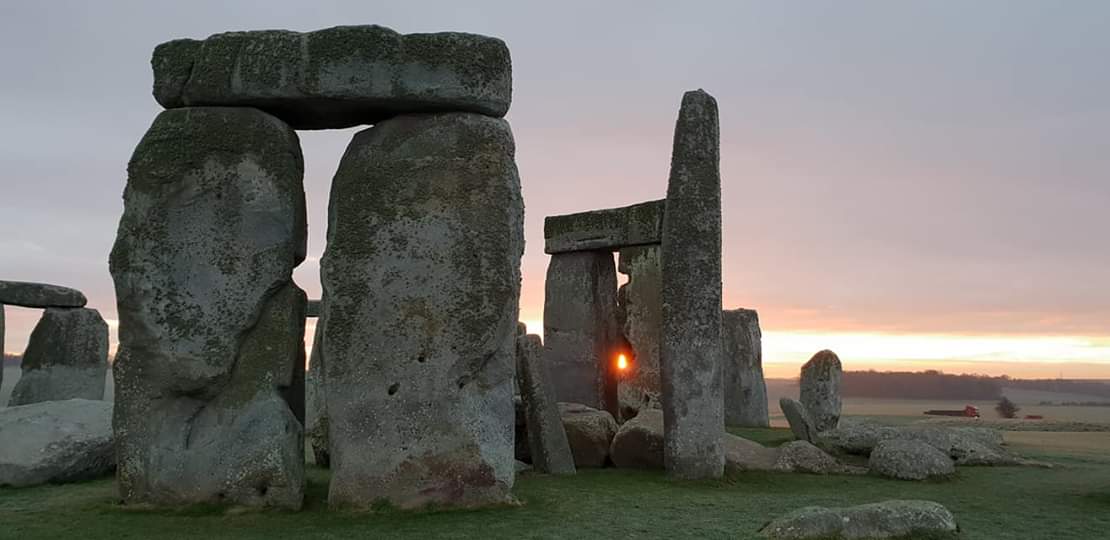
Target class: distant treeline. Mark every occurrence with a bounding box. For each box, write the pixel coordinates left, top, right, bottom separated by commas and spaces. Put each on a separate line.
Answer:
841, 370, 1110, 400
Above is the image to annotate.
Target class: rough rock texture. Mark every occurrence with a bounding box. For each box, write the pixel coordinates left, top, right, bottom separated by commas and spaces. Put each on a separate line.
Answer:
514, 395, 530, 462
321, 112, 522, 510
0, 280, 87, 308
516, 334, 576, 475
1, 306, 4, 391
559, 402, 618, 468
0, 399, 114, 487
109, 107, 307, 509
8, 308, 109, 406
659, 89, 725, 479
773, 441, 863, 475
610, 409, 666, 469
818, 422, 1016, 465
305, 299, 321, 318
305, 314, 328, 467
780, 398, 818, 443
153, 25, 512, 130
616, 245, 662, 419
543, 251, 621, 415
723, 434, 780, 473
758, 500, 959, 539
800, 350, 842, 432
543, 199, 665, 254
869, 439, 956, 481
722, 308, 768, 427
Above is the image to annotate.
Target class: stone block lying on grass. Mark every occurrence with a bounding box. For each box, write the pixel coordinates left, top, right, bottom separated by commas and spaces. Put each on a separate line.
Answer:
869, 439, 956, 481
758, 499, 958, 539
818, 421, 1018, 465
559, 402, 618, 468
0, 399, 114, 487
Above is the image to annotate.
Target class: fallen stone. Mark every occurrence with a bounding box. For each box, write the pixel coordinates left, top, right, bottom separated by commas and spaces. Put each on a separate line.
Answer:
869, 439, 955, 481
153, 25, 512, 130
322, 112, 522, 510
773, 440, 863, 475
722, 308, 769, 427
109, 106, 307, 509
543, 199, 665, 254
616, 245, 662, 420
819, 422, 1017, 465
610, 409, 666, 469
659, 89, 725, 480
0, 280, 87, 308
800, 350, 842, 432
723, 434, 779, 473
8, 307, 108, 406
780, 397, 818, 443
0, 399, 114, 487
559, 402, 618, 468
758, 500, 958, 539
516, 334, 576, 475
543, 250, 621, 415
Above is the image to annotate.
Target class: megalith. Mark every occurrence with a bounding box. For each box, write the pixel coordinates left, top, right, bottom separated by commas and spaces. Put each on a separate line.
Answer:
659, 89, 725, 479
616, 245, 663, 414
322, 112, 523, 510
8, 307, 108, 406
109, 106, 307, 509
722, 308, 769, 427
515, 334, 576, 475
0, 280, 87, 308
543, 251, 621, 415
800, 349, 843, 432
305, 307, 329, 466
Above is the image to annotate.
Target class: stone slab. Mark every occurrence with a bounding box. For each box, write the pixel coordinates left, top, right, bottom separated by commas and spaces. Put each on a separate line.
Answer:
722, 308, 769, 427
8, 307, 108, 406
616, 245, 662, 416
0, 280, 87, 308
543, 199, 664, 254
515, 334, 576, 475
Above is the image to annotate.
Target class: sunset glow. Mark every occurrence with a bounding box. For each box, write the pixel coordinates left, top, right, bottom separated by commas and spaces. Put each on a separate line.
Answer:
617, 354, 629, 371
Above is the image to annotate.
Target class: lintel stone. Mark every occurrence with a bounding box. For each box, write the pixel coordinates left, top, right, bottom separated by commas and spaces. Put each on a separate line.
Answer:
543, 199, 665, 254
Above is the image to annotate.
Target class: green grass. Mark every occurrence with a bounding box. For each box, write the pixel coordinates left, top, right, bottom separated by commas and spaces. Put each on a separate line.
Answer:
2, 433, 1109, 539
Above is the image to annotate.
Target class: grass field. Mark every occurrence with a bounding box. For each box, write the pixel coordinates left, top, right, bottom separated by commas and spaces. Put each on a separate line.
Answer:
2, 427, 1109, 539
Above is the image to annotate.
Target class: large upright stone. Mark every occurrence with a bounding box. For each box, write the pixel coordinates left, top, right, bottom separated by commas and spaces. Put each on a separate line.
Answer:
109, 106, 307, 509
659, 89, 724, 479
322, 112, 523, 510
722, 308, 768, 427
0, 281, 87, 308
543, 251, 621, 415
801, 350, 843, 432
304, 311, 329, 467
616, 245, 662, 414
516, 334, 576, 475
8, 308, 108, 406
153, 25, 512, 130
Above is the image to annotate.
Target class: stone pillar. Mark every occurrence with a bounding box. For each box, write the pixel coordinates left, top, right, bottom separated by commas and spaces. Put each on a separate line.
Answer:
322, 112, 523, 510
543, 251, 620, 416
109, 107, 307, 509
516, 334, 576, 475
801, 350, 843, 432
305, 306, 329, 466
1, 305, 4, 393
8, 308, 108, 406
616, 245, 662, 415
722, 308, 769, 427
659, 89, 724, 479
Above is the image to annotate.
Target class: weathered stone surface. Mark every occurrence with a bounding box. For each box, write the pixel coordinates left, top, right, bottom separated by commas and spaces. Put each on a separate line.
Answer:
305, 315, 328, 467
559, 402, 618, 468
0, 281, 87, 308
616, 245, 662, 418
609, 409, 666, 469
109, 106, 307, 509
800, 350, 842, 432
516, 334, 576, 475
758, 500, 959, 539
723, 433, 779, 473
305, 299, 322, 318
869, 439, 955, 481
543, 251, 621, 415
780, 397, 818, 444
0, 399, 114, 487
722, 308, 768, 427
543, 200, 665, 254
8, 308, 108, 406
659, 89, 724, 479
153, 25, 512, 130
322, 112, 522, 510
818, 422, 1017, 465
773, 441, 863, 475
1, 306, 5, 391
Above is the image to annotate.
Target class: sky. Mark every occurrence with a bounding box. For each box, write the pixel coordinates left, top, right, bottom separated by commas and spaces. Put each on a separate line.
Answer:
1, 1, 1109, 379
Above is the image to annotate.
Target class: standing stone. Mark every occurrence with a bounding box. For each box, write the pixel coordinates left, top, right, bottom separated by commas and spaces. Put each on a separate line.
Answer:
543, 251, 621, 416
800, 350, 843, 432
515, 334, 576, 475
780, 397, 818, 443
109, 106, 307, 509
322, 112, 523, 510
8, 308, 108, 406
1, 305, 4, 392
659, 89, 724, 479
0, 281, 87, 308
616, 245, 662, 415
305, 310, 329, 467
722, 308, 769, 427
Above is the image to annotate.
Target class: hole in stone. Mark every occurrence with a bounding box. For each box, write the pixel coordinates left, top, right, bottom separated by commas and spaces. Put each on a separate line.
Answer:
417, 354, 426, 363
258, 485, 269, 497
388, 383, 399, 395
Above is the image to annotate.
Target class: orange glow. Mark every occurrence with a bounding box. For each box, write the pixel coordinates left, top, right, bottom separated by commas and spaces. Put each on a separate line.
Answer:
617, 354, 629, 371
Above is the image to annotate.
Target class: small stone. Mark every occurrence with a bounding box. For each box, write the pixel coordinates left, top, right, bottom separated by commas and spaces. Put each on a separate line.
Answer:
516, 334, 576, 475
722, 308, 768, 427
559, 402, 618, 468
780, 397, 818, 443
609, 409, 666, 469
543, 199, 665, 254
0, 399, 114, 487
8, 308, 108, 406
773, 440, 862, 475
758, 500, 959, 539
800, 350, 842, 432
0, 280, 87, 308
869, 439, 956, 481
723, 434, 779, 473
